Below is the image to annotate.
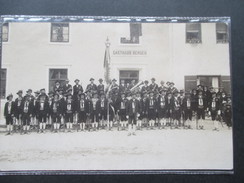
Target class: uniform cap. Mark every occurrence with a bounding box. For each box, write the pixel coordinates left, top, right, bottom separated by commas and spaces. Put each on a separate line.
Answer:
90, 78, 95, 81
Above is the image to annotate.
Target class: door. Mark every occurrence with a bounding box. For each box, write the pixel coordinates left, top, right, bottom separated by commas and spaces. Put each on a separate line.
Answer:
119, 70, 139, 85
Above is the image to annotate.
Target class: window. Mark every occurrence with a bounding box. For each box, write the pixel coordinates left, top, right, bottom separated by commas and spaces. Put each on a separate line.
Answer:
119, 70, 139, 84
49, 69, 68, 91
2, 23, 9, 42
51, 23, 69, 42
121, 23, 142, 44
0, 69, 7, 99
186, 23, 202, 44
216, 23, 228, 43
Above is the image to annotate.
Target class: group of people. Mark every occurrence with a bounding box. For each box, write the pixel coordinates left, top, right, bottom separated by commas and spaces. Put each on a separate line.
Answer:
3, 77, 232, 136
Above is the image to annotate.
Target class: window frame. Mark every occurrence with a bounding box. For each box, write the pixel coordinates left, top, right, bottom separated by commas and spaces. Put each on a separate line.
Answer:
2, 23, 9, 42
216, 23, 228, 44
50, 23, 69, 43
0, 68, 7, 99
49, 68, 68, 92
185, 23, 202, 44
120, 23, 142, 45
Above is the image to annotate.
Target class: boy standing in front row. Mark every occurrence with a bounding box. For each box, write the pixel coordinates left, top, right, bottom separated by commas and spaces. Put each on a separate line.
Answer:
36, 94, 49, 133
4, 94, 15, 135
126, 92, 140, 136
21, 95, 34, 134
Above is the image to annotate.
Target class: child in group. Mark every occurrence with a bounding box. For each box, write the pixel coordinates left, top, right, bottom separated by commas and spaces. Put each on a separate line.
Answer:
21, 95, 34, 134
116, 92, 128, 130
36, 94, 49, 133
65, 94, 74, 132
50, 93, 62, 132
4, 94, 15, 135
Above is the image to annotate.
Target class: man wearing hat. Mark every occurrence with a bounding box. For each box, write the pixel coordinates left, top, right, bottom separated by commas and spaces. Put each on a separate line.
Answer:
36, 94, 49, 133
25, 89, 34, 101
178, 90, 185, 127
4, 94, 15, 135
32, 90, 40, 130
165, 92, 173, 127
141, 80, 150, 96
53, 80, 63, 94
128, 80, 136, 90
86, 78, 97, 95
97, 78, 105, 96
90, 92, 99, 131
126, 92, 141, 136
158, 81, 168, 94
157, 89, 167, 129
116, 92, 128, 130
97, 93, 108, 129
147, 91, 157, 129
75, 92, 87, 131
50, 93, 62, 132
38, 88, 49, 102
119, 79, 126, 94
21, 94, 34, 134
64, 94, 75, 132
63, 79, 72, 96
208, 92, 221, 131
223, 96, 232, 128
182, 91, 193, 129
110, 78, 119, 95
172, 91, 181, 128
196, 91, 207, 130
73, 79, 83, 97
149, 78, 158, 94
14, 90, 23, 132
168, 82, 178, 94
47, 91, 55, 128
140, 91, 149, 129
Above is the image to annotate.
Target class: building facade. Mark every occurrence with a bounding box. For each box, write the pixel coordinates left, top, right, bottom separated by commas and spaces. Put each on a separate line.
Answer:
0, 22, 231, 121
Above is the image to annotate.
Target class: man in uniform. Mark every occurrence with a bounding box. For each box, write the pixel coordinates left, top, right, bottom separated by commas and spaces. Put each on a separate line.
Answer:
50, 93, 62, 132
196, 91, 207, 129
76, 92, 87, 131
141, 80, 150, 96
86, 78, 97, 95
209, 92, 221, 131
165, 92, 173, 127
36, 94, 49, 133
172, 91, 181, 128
149, 78, 158, 94
90, 92, 99, 131
32, 90, 40, 130
53, 80, 63, 94
97, 93, 108, 129
147, 91, 157, 129
140, 92, 149, 129
178, 90, 185, 127
224, 95, 232, 129
126, 92, 141, 136
182, 92, 193, 129
4, 94, 15, 135
73, 79, 83, 97
65, 94, 74, 132
97, 78, 105, 96
158, 81, 168, 94
116, 92, 128, 130
119, 79, 126, 94
63, 79, 72, 96
14, 90, 23, 132
21, 95, 34, 134
158, 89, 167, 129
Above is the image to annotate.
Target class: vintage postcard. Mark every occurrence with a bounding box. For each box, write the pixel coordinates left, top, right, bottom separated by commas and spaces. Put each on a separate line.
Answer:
0, 16, 233, 174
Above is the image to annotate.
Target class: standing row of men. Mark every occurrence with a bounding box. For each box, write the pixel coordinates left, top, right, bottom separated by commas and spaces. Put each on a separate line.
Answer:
4, 77, 232, 136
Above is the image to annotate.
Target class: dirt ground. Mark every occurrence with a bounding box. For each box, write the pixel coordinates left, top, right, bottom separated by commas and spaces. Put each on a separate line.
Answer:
0, 120, 233, 171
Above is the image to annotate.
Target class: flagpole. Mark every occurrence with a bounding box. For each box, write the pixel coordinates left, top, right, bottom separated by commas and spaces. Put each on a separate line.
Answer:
104, 37, 111, 127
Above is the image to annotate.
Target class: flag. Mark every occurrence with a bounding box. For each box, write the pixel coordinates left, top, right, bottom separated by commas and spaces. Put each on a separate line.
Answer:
104, 38, 111, 84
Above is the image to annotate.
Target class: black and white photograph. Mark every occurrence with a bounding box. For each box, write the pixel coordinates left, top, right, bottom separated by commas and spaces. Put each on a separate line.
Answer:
0, 16, 233, 173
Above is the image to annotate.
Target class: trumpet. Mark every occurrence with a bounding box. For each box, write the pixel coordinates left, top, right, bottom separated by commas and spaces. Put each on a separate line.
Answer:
130, 80, 144, 92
